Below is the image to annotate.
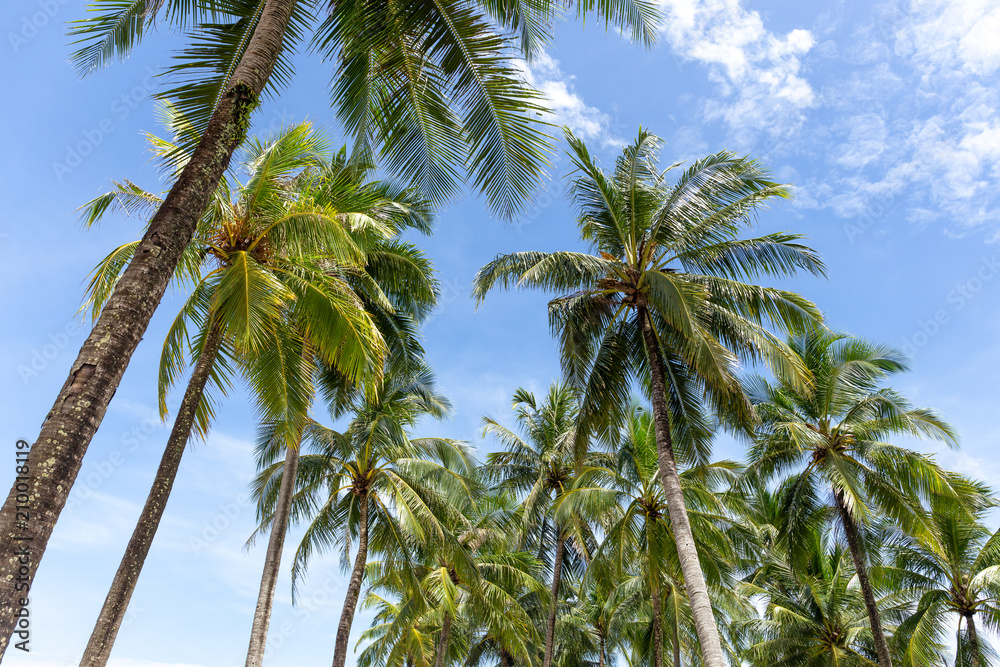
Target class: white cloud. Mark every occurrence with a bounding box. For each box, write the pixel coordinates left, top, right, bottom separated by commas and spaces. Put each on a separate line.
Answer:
518, 52, 624, 146
818, 1, 1000, 237
658, 0, 818, 143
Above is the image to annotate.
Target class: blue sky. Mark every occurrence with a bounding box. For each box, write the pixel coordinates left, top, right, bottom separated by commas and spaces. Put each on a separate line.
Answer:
3, 0, 1000, 665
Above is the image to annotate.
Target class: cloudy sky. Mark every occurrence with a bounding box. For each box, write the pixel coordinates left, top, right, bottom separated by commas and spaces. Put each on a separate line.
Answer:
3, 0, 1000, 665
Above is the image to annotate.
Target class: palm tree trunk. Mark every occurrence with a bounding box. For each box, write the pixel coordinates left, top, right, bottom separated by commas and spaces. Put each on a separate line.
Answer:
80, 322, 224, 666
671, 614, 680, 667
435, 611, 452, 667
0, 1, 299, 655
542, 529, 566, 667
599, 635, 606, 667
967, 613, 982, 667
331, 494, 369, 667
638, 307, 725, 667
834, 489, 891, 667
244, 439, 302, 667
651, 587, 664, 667
501, 650, 511, 667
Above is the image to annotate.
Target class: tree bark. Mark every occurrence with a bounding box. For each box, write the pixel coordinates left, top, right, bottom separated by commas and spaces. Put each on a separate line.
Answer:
638, 307, 725, 667
80, 322, 224, 666
651, 586, 664, 667
0, 0, 299, 655
599, 635, 605, 667
331, 494, 369, 667
834, 489, 892, 667
500, 649, 511, 667
967, 612, 982, 667
671, 613, 680, 667
435, 611, 452, 667
542, 529, 566, 667
244, 439, 302, 667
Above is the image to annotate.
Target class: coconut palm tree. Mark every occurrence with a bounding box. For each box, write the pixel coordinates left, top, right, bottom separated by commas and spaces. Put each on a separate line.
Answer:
885, 489, 1000, 667
0, 1, 664, 645
482, 382, 605, 667
473, 128, 825, 665
738, 530, 885, 666
360, 488, 547, 667
741, 326, 962, 667
560, 403, 742, 667
79, 120, 420, 667
250, 360, 477, 667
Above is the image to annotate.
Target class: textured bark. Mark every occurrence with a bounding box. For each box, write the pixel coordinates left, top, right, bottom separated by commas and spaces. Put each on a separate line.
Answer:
599, 635, 605, 667
638, 307, 725, 667
435, 612, 452, 667
0, 0, 299, 655
501, 650, 511, 667
331, 495, 369, 667
834, 489, 892, 667
80, 323, 224, 666
651, 587, 664, 667
244, 441, 302, 667
967, 613, 982, 667
542, 530, 566, 667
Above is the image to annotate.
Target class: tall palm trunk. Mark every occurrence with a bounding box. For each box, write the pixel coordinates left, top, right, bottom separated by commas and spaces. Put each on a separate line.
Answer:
966, 613, 982, 667
671, 613, 680, 667
435, 611, 452, 667
0, 0, 299, 654
80, 322, 224, 666
542, 528, 566, 667
331, 494, 369, 667
651, 586, 664, 667
638, 307, 725, 667
598, 635, 605, 667
245, 438, 302, 667
833, 489, 892, 667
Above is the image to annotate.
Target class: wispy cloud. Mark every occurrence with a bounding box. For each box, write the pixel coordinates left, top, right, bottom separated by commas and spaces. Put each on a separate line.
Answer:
518, 52, 625, 146
818, 0, 1000, 238
658, 0, 818, 145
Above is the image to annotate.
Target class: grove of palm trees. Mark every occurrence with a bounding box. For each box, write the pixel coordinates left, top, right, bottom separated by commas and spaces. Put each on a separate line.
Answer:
2, 1, 999, 667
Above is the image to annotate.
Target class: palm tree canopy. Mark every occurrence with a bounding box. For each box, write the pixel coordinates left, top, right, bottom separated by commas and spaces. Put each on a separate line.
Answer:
69, 0, 662, 219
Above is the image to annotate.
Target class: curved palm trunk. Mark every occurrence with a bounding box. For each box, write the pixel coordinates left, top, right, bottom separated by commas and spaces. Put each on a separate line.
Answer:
638, 308, 725, 667
435, 611, 452, 667
80, 323, 224, 666
245, 439, 302, 667
651, 586, 664, 667
834, 489, 891, 667
542, 529, 566, 667
0, 1, 299, 655
967, 613, 982, 667
331, 494, 369, 667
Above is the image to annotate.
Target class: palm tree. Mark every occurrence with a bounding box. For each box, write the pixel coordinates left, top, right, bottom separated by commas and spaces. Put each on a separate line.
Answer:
474, 129, 825, 665
482, 382, 603, 667
250, 360, 476, 667
561, 404, 741, 667
79, 121, 414, 666
0, 1, 664, 645
742, 326, 961, 667
885, 490, 1000, 667
739, 530, 884, 666
360, 488, 547, 667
